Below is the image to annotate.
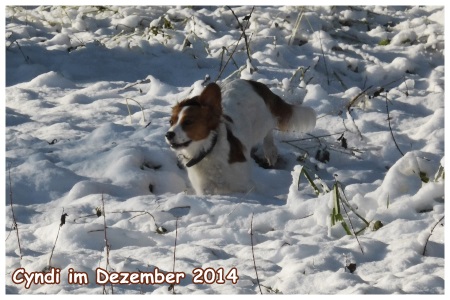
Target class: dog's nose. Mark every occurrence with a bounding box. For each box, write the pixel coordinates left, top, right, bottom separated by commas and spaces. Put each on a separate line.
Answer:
165, 131, 175, 140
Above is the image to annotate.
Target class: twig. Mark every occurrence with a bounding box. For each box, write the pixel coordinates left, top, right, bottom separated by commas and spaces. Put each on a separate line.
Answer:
298, 213, 314, 220
224, 187, 255, 222
219, 47, 225, 72
282, 140, 310, 155
381, 76, 406, 90
227, 6, 254, 63
169, 217, 179, 294
215, 7, 254, 82
128, 211, 157, 223
250, 213, 263, 294
337, 180, 370, 228
402, 76, 410, 96
283, 132, 345, 143
287, 66, 310, 93
327, 145, 363, 159
119, 78, 151, 91
5, 223, 14, 242
317, 39, 330, 85
127, 211, 167, 234
101, 193, 113, 294
14, 41, 31, 64
220, 46, 240, 70
346, 86, 373, 110
338, 187, 364, 254
48, 226, 62, 267
8, 163, 23, 260
283, 132, 363, 160
384, 92, 404, 157
73, 213, 98, 223
344, 85, 373, 141
88, 229, 105, 233
346, 110, 363, 141
333, 70, 348, 90
49, 208, 67, 267
222, 64, 247, 82
422, 215, 444, 256
215, 35, 244, 82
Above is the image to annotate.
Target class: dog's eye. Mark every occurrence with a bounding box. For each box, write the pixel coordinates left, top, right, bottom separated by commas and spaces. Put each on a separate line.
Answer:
169, 119, 174, 126
182, 119, 193, 127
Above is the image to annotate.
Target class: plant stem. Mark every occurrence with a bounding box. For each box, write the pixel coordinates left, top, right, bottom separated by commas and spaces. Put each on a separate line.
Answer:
422, 215, 444, 256
8, 163, 23, 260
385, 92, 404, 156
250, 213, 263, 294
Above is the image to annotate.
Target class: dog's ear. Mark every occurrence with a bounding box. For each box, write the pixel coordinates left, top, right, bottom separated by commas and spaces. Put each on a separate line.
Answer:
198, 83, 222, 114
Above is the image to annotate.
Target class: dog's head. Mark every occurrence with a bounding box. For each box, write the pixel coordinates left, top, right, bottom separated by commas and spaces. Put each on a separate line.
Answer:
165, 83, 222, 151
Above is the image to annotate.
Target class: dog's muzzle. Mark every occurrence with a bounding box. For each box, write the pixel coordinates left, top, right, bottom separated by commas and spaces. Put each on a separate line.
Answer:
165, 131, 175, 141
165, 131, 191, 149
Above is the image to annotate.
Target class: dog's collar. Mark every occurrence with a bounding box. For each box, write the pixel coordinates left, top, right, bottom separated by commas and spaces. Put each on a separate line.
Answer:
186, 132, 218, 168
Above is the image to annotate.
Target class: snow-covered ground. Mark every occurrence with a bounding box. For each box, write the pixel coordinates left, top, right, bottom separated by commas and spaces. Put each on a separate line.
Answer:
4, 5, 445, 294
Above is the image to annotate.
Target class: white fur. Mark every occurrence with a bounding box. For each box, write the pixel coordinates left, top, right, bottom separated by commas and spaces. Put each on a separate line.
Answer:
185, 125, 252, 195
169, 79, 316, 195
168, 107, 190, 146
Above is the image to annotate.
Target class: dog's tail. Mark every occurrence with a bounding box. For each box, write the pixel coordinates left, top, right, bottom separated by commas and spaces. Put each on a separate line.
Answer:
247, 80, 316, 133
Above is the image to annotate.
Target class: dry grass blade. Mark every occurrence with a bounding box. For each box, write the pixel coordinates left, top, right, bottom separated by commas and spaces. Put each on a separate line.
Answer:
125, 97, 146, 124
288, 7, 305, 45
8, 163, 23, 260
384, 92, 404, 157
422, 215, 444, 256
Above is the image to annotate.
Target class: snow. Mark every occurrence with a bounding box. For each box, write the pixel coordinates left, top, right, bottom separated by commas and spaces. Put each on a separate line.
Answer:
3, 5, 445, 295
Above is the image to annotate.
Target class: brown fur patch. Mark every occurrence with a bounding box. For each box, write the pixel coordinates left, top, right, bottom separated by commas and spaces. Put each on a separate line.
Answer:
246, 80, 293, 131
170, 96, 200, 127
226, 126, 246, 163
170, 83, 223, 142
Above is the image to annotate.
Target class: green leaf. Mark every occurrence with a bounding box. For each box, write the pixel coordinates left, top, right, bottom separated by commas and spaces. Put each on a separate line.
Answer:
333, 183, 341, 215
378, 39, 390, 46
434, 165, 445, 182
341, 221, 352, 235
419, 171, 429, 183
163, 17, 174, 29
298, 167, 321, 196
373, 220, 383, 231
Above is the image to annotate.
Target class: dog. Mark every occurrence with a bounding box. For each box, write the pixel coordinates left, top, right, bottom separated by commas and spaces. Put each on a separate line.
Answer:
165, 79, 316, 195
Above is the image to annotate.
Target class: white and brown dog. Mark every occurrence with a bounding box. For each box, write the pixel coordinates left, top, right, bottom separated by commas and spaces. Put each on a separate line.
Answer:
165, 79, 316, 195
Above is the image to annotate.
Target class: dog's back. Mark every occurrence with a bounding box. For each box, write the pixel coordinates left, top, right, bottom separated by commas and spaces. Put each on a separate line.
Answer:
220, 80, 278, 152
221, 80, 316, 162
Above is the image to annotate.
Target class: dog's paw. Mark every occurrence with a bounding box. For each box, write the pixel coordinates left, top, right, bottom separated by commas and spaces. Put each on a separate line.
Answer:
265, 147, 278, 167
